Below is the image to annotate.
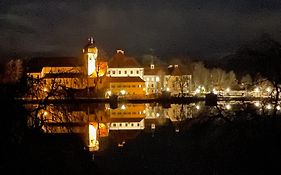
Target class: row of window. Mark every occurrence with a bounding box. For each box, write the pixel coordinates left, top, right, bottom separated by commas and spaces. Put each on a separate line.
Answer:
111, 84, 142, 88
111, 123, 141, 127
108, 70, 140, 75
111, 111, 143, 115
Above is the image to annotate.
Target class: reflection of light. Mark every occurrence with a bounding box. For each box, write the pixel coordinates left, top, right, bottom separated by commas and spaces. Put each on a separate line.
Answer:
266, 104, 272, 109
120, 90, 126, 95
226, 104, 231, 110
121, 104, 126, 110
89, 124, 99, 151
43, 111, 48, 116
254, 102, 260, 107
196, 105, 200, 110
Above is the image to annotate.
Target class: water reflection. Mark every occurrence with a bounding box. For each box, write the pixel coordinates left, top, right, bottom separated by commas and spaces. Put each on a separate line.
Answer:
24, 100, 281, 152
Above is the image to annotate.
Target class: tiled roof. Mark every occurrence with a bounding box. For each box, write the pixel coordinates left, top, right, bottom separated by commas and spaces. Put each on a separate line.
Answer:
110, 117, 144, 122
105, 76, 145, 83
144, 67, 163, 75
44, 73, 83, 78
108, 52, 141, 68
26, 57, 82, 72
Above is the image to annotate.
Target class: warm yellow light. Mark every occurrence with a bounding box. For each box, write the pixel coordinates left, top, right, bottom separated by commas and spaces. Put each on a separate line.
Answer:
121, 104, 126, 110
226, 104, 231, 110
120, 90, 126, 95
266, 87, 271, 92
226, 87, 230, 92
254, 102, 260, 107
266, 104, 272, 109
43, 111, 48, 116
43, 87, 48, 92
166, 87, 170, 92
212, 88, 218, 94
106, 90, 112, 96
89, 124, 99, 151
254, 87, 260, 93
156, 77, 160, 82
196, 105, 200, 110
156, 113, 160, 117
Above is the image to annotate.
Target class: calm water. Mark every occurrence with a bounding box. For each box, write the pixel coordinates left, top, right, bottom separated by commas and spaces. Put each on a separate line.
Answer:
24, 100, 277, 153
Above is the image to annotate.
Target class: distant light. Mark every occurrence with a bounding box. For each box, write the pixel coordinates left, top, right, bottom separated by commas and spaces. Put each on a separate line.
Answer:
212, 88, 218, 94
121, 104, 126, 110
43, 87, 48, 92
156, 113, 160, 117
196, 105, 200, 110
254, 87, 260, 93
266, 87, 271, 92
43, 111, 48, 116
226, 87, 230, 92
166, 87, 170, 91
254, 102, 260, 107
266, 104, 272, 109
226, 104, 231, 110
277, 106, 281, 110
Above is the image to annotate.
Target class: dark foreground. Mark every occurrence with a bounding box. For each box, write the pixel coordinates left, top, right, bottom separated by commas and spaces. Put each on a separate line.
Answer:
2, 115, 281, 175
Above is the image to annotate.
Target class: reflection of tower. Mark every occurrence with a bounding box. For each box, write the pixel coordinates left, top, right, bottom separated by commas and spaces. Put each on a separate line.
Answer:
83, 37, 98, 76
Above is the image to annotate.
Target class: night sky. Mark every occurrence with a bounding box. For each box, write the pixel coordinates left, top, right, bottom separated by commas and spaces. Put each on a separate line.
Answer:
1, 0, 281, 60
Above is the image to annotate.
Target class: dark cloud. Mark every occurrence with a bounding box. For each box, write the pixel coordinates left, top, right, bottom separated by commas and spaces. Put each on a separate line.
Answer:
0, 0, 281, 60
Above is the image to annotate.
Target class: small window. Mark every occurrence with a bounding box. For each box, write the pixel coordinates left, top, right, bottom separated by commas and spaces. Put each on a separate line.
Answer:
119, 71, 121, 74
124, 71, 127, 74
108, 71, 111, 74
136, 70, 139, 74
113, 71, 115, 74
130, 70, 133, 74
131, 123, 134, 127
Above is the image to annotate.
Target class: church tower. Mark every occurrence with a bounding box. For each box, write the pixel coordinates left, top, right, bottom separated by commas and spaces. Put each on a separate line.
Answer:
83, 37, 98, 76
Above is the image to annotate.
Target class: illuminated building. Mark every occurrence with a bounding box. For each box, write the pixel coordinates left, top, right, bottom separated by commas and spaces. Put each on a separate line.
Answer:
164, 64, 192, 96
102, 76, 146, 98
107, 50, 144, 79
143, 61, 163, 96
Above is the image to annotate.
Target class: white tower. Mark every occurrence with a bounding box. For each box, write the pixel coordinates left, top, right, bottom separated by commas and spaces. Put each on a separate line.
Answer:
83, 37, 98, 76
